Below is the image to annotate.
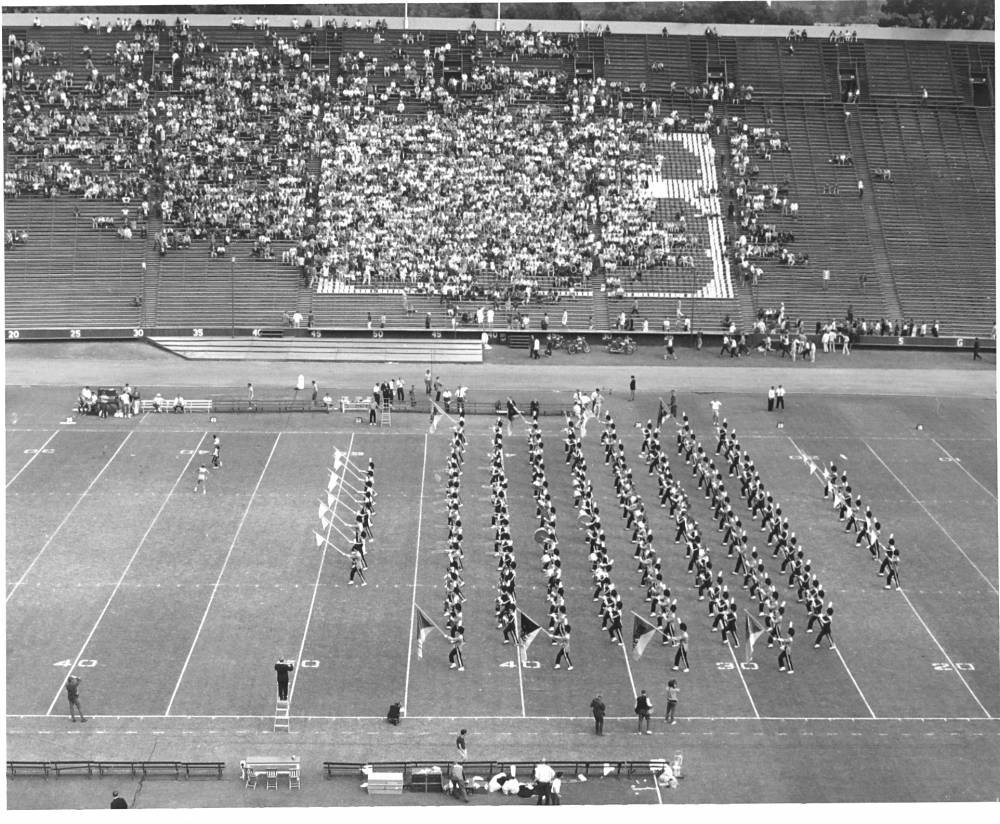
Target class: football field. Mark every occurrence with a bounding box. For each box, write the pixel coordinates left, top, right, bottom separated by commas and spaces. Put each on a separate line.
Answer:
5, 354, 1000, 806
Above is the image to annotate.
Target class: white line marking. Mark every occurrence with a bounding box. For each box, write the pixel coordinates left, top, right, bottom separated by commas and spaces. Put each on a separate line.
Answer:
402, 433, 429, 715
864, 441, 998, 595
165, 433, 282, 716
6, 714, 996, 722
653, 773, 663, 804
6, 432, 133, 603
289, 432, 355, 705
620, 635, 638, 702
44, 433, 208, 716
895, 587, 992, 719
832, 645, 878, 719
6, 430, 59, 488
727, 643, 760, 719
930, 438, 998, 502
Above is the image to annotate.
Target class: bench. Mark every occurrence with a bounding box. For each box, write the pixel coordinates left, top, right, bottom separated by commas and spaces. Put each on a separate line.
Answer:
340, 397, 370, 413
51, 761, 94, 776
139, 399, 212, 414
213, 399, 329, 414
323, 762, 365, 778
242, 755, 299, 790
184, 762, 225, 779
7, 761, 50, 777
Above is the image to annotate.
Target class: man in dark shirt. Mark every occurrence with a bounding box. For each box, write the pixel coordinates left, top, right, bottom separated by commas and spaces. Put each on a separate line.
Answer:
66, 675, 86, 722
590, 693, 606, 735
635, 689, 653, 734
274, 657, 294, 701
110, 791, 128, 809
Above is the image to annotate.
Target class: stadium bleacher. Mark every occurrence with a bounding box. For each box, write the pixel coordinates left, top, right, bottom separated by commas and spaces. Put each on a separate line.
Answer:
2, 21, 994, 337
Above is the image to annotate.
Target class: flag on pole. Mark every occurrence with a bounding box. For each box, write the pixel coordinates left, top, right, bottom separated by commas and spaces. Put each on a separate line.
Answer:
328, 469, 340, 492
327, 491, 336, 508
516, 609, 542, 656
321, 514, 331, 530
631, 612, 658, 660
415, 605, 444, 659
318, 501, 330, 521
314, 530, 327, 548
744, 611, 767, 663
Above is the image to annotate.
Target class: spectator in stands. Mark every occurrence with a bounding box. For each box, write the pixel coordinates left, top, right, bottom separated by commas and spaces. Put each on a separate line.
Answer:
109, 791, 128, 809
151, 391, 165, 412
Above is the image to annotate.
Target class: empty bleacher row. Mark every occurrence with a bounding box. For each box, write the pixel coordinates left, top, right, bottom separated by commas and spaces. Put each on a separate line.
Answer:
3, 23, 994, 336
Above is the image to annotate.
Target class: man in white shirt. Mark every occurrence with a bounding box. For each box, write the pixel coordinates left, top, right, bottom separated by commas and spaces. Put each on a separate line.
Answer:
533, 760, 555, 805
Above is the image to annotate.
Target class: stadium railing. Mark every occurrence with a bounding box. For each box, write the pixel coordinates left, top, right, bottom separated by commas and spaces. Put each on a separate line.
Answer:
7, 760, 225, 779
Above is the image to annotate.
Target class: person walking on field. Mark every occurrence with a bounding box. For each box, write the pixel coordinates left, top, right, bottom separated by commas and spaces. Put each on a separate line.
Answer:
456, 729, 468, 761
665, 679, 680, 724
629, 375, 636, 401
590, 693, 606, 735
66, 675, 86, 722
635, 689, 653, 734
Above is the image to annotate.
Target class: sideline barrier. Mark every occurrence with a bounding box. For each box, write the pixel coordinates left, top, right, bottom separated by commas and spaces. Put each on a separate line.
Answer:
7, 760, 225, 779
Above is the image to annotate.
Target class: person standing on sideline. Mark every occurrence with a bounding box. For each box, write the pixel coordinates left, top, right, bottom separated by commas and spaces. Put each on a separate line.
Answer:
533, 760, 556, 804
531, 336, 541, 359
293, 373, 305, 400
629, 375, 636, 401
247, 382, 254, 409
635, 689, 653, 734
349, 546, 368, 585
274, 657, 294, 700
424, 368, 433, 394
194, 464, 208, 494
672, 622, 690, 672
455, 729, 468, 761
776, 384, 786, 410
550, 772, 563, 805
449, 761, 469, 803
311, 380, 319, 406
710, 399, 721, 426
665, 679, 680, 724
211, 435, 222, 468
973, 337, 982, 360
110, 791, 128, 809
66, 675, 86, 722
767, 386, 776, 412
590, 693, 606, 735
664, 335, 676, 360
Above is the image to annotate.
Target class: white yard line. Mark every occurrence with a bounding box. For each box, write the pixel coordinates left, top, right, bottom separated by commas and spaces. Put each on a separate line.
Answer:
6, 713, 997, 722
6, 430, 59, 488
6, 432, 133, 603
726, 643, 760, 719
864, 441, 998, 595
45, 434, 208, 716
402, 433, 430, 715
832, 645, 877, 719
896, 587, 993, 719
289, 433, 355, 705
653, 774, 664, 804
164, 433, 282, 716
930, 438, 998, 502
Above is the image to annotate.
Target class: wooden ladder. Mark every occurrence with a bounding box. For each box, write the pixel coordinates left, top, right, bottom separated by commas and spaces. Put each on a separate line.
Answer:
273, 699, 290, 733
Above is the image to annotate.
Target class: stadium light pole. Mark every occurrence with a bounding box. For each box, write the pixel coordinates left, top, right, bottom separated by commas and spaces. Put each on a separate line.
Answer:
230, 256, 236, 338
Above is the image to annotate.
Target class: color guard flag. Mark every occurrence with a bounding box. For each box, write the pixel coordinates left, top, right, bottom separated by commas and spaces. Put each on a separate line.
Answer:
415, 605, 439, 660
631, 612, 658, 660
516, 609, 542, 655
314, 530, 327, 548
744, 611, 767, 663
328, 469, 340, 492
